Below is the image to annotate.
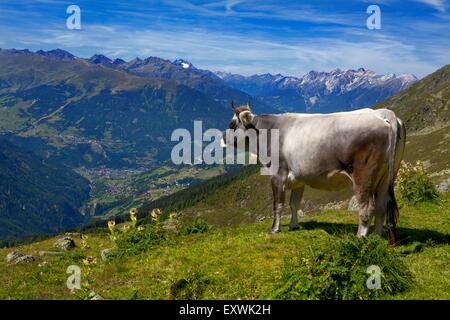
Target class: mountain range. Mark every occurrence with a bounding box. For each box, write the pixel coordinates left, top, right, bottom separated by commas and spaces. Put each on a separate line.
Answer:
217, 68, 417, 113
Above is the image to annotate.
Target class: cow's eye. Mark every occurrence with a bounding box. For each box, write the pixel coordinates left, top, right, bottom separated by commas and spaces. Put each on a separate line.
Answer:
229, 119, 237, 129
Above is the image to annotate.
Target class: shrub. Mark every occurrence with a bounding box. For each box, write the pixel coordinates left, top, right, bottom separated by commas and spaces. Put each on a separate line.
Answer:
396, 161, 439, 205
169, 271, 212, 299
180, 218, 211, 235
108, 208, 166, 259
272, 235, 412, 300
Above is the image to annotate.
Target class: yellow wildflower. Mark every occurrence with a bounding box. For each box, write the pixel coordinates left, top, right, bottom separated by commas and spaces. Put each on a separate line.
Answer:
151, 208, 161, 221
83, 256, 97, 266
169, 212, 177, 220
129, 208, 138, 222
108, 220, 116, 232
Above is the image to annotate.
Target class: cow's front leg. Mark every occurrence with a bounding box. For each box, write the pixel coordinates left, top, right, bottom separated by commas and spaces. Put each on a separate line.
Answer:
288, 186, 304, 231
269, 173, 287, 234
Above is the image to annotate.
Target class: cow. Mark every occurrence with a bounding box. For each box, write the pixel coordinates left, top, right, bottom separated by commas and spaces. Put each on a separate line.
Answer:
222, 102, 406, 245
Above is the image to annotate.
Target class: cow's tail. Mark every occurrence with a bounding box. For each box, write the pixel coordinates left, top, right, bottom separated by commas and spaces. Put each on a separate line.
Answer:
385, 112, 402, 246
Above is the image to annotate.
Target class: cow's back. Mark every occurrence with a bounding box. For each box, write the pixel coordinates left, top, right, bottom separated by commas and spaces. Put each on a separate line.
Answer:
280, 109, 392, 179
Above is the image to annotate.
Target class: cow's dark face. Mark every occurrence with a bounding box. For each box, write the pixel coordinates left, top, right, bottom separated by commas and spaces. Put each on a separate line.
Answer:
221, 102, 253, 149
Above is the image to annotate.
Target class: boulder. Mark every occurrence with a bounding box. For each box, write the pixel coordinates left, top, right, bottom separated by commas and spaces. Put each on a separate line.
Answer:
65, 232, 83, 238
89, 291, 104, 300
38, 250, 64, 256
53, 237, 75, 250
6, 251, 36, 265
437, 180, 450, 193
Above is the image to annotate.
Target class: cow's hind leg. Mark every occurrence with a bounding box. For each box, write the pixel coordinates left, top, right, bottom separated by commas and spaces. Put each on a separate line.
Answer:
352, 147, 385, 237
374, 178, 389, 236
289, 186, 304, 231
356, 192, 376, 237
269, 173, 287, 234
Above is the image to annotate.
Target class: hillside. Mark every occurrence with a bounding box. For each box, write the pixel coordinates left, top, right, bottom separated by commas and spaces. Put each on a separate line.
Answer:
375, 64, 450, 132
0, 139, 90, 242
0, 194, 448, 299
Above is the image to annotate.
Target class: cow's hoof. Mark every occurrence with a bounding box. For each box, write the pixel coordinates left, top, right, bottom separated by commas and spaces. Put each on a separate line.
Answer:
288, 225, 300, 231
268, 229, 281, 235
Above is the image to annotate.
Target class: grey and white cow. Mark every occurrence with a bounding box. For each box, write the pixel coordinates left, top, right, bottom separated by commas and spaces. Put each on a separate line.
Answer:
223, 102, 406, 245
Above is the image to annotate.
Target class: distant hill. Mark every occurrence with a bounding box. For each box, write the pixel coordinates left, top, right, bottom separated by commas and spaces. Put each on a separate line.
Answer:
0, 139, 91, 241
375, 64, 450, 132
117, 56, 270, 112
0, 49, 233, 168
217, 68, 417, 113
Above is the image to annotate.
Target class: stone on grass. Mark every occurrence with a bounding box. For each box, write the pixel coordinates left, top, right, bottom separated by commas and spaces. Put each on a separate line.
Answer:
89, 292, 104, 300
6, 251, 36, 265
53, 237, 75, 250
38, 250, 64, 256
437, 180, 450, 193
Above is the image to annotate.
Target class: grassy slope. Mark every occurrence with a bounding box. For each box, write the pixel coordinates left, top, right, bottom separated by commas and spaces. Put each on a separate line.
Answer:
374, 64, 450, 132
0, 193, 448, 300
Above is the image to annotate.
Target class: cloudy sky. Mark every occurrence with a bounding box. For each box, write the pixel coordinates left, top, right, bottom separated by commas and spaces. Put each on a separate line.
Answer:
0, 0, 449, 78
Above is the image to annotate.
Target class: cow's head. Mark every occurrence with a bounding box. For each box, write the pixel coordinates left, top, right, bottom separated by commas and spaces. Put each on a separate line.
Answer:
221, 101, 256, 149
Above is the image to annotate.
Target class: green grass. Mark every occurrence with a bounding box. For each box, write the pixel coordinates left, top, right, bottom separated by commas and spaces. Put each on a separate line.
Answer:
1, 193, 448, 300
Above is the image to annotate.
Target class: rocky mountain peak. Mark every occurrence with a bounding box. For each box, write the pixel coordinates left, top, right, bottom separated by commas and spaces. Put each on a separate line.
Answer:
172, 59, 195, 70
89, 54, 112, 65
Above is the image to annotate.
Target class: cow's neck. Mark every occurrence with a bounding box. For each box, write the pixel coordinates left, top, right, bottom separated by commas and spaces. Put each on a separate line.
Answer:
253, 114, 284, 131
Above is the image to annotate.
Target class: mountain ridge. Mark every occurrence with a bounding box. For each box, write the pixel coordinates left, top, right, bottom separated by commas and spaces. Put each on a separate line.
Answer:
216, 68, 417, 113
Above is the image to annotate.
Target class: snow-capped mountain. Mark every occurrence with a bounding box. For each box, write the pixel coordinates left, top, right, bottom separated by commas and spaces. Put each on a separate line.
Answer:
69, 48, 417, 114
216, 68, 418, 113
172, 59, 195, 70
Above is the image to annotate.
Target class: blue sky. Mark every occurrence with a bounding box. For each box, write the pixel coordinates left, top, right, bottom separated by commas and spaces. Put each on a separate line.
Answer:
0, 0, 449, 78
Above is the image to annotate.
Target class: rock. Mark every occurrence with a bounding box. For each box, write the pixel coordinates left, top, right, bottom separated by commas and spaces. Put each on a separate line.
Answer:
38, 261, 49, 267
65, 232, 82, 238
53, 237, 75, 250
89, 291, 104, 300
320, 201, 346, 211
437, 180, 450, 193
38, 250, 64, 256
6, 251, 36, 265
348, 196, 359, 212
101, 248, 113, 261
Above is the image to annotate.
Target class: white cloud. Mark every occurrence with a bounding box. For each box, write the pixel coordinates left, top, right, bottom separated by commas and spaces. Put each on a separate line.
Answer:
414, 0, 447, 12
8, 22, 447, 78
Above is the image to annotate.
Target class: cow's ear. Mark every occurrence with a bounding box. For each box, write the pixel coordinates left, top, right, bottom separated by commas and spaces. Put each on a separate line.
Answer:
239, 110, 254, 127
